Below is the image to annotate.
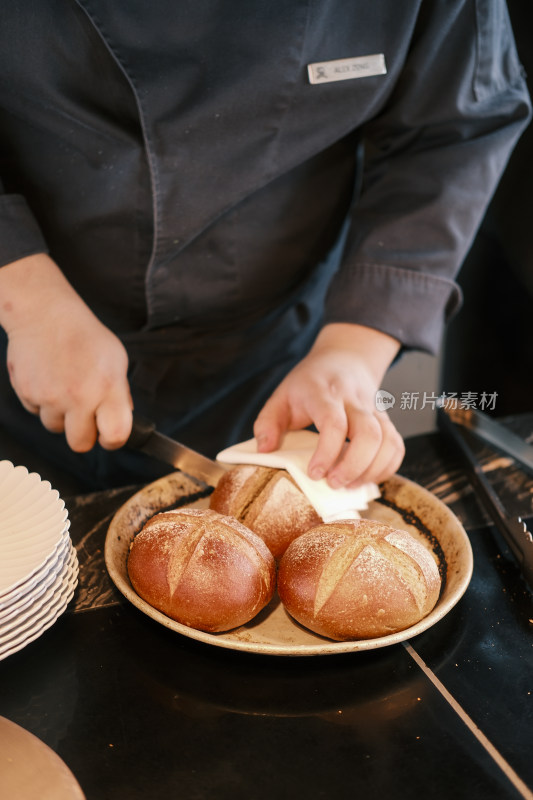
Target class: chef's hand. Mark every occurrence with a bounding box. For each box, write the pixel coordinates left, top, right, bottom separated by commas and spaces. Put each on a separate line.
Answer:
253, 323, 405, 488
0, 254, 133, 452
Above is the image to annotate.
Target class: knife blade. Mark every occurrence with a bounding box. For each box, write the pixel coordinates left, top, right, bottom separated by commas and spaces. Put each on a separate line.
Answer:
443, 404, 533, 475
127, 414, 228, 486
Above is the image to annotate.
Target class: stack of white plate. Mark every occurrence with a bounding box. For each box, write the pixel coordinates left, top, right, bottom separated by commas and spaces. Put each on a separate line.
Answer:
0, 461, 78, 661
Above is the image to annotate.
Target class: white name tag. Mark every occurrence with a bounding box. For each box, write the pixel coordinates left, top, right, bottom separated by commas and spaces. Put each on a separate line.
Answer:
308, 53, 386, 85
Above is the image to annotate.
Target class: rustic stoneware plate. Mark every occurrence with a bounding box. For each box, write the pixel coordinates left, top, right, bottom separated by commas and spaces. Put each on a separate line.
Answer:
105, 472, 473, 656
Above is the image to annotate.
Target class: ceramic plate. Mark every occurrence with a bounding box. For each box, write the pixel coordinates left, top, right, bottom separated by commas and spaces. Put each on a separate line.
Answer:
0, 544, 76, 634
0, 461, 69, 597
0, 538, 72, 625
105, 472, 473, 656
0, 716, 85, 800
0, 534, 71, 612
0, 546, 79, 660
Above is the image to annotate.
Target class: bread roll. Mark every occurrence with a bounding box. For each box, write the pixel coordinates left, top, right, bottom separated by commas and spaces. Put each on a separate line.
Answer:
127, 507, 276, 632
278, 518, 441, 640
209, 464, 322, 558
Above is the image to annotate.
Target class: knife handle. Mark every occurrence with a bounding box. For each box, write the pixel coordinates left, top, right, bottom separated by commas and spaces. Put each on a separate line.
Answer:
127, 413, 156, 449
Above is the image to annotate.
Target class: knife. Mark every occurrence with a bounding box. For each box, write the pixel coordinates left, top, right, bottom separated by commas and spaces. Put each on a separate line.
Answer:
443, 405, 533, 475
437, 407, 533, 590
127, 414, 228, 486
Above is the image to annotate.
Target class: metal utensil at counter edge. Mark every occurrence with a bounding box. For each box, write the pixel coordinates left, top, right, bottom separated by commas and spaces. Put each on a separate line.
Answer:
126, 413, 228, 486
437, 406, 533, 591
444, 404, 533, 475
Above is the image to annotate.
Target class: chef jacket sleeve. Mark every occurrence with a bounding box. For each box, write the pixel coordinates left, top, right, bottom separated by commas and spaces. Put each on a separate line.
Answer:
0, 185, 49, 268
323, 0, 531, 354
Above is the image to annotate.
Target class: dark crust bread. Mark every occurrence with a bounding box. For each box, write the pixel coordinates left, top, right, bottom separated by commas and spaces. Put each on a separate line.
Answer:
278, 518, 441, 641
127, 507, 276, 632
209, 464, 322, 558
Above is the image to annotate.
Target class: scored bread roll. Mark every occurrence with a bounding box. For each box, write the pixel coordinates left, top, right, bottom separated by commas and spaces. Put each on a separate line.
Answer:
278, 518, 441, 641
209, 464, 322, 558
127, 507, 276, 633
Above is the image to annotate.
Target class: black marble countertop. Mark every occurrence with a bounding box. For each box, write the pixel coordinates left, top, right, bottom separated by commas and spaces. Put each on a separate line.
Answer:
0, 416, 532, 800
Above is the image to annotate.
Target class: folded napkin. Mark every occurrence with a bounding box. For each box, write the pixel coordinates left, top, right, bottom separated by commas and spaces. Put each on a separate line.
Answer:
216, 430, 380, 523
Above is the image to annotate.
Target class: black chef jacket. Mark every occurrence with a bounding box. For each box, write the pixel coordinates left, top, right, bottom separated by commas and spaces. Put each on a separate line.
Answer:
0, 1, 530, 487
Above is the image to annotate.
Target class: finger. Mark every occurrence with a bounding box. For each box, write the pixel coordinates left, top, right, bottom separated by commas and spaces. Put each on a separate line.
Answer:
369, 439, 405, 485
373, 414, 405, 481
10, 378, 41, 416
39, 407, 66, 434
63, 408, 99, 453
253, 391, 292, 453
19, 397, 40, 416
306, 401, 350, 481
325, 408, 383, 487
96, 389, 134, 451
346, 415, 405, 487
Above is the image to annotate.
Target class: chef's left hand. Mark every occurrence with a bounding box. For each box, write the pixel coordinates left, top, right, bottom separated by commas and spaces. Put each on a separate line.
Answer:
253, 323, 405, 488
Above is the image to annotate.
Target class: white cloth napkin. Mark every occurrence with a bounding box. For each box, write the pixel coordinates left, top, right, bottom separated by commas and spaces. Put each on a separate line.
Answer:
216, 430, 380, 523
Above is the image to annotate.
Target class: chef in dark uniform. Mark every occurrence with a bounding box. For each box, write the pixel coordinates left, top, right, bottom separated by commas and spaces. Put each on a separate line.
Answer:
0, 1, 529, 490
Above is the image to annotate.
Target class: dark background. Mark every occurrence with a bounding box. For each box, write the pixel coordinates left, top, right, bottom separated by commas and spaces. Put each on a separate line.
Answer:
441, 0, 533, 415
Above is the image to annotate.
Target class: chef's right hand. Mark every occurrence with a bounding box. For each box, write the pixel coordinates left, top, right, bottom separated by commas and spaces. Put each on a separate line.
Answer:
0, 253, 133, 452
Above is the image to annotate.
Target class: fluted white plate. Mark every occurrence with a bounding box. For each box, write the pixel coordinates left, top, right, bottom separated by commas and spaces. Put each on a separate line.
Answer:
0, 546, 79, 660
0, 534, 71, 612
0, 461, 69, 597
0, 542, 74, 630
